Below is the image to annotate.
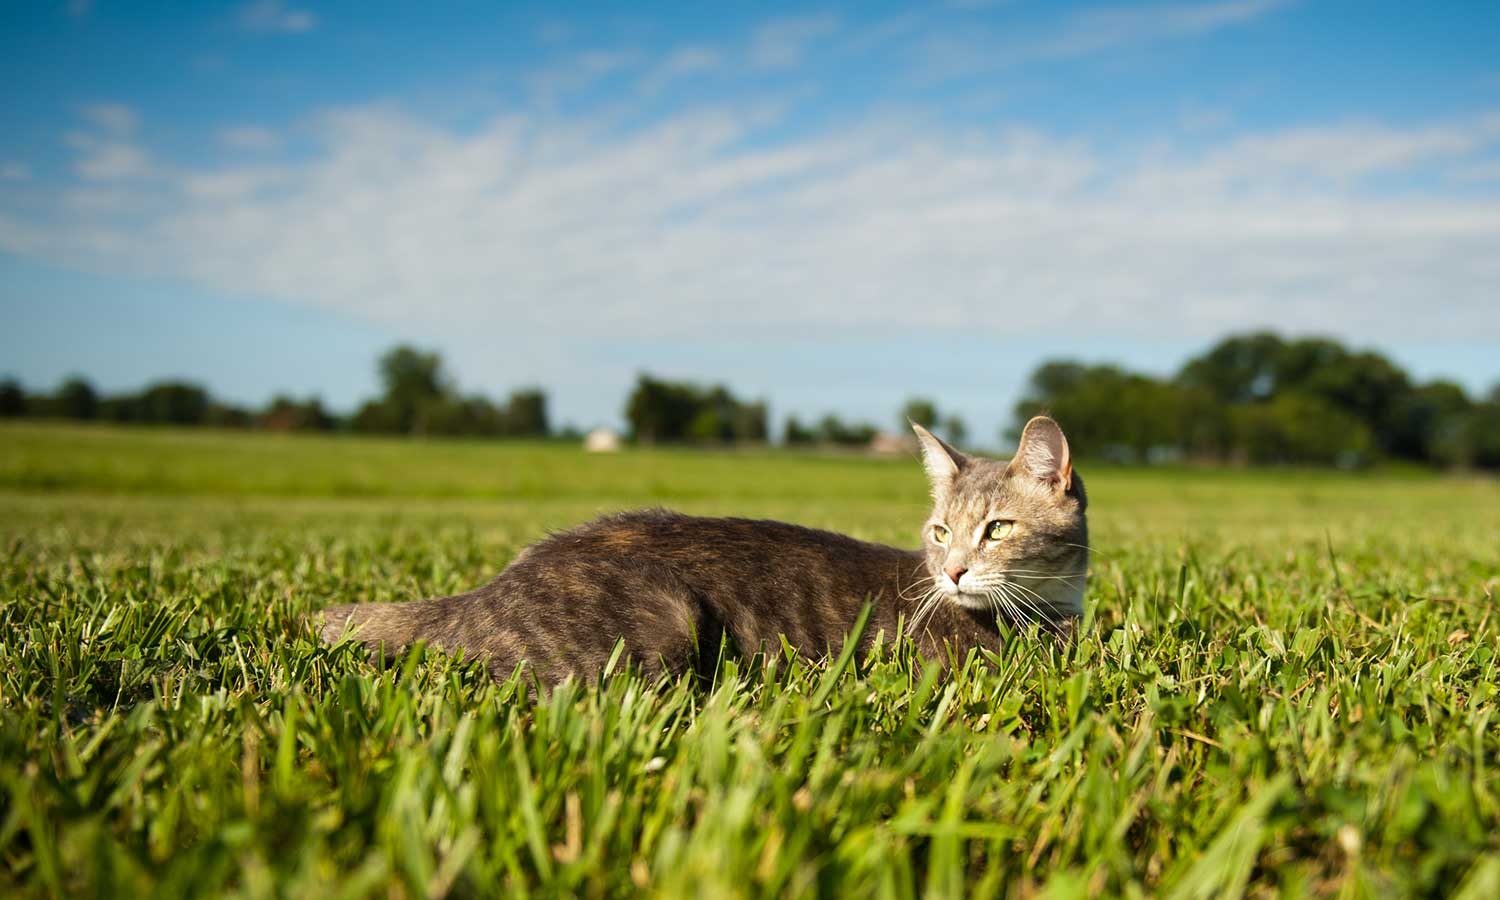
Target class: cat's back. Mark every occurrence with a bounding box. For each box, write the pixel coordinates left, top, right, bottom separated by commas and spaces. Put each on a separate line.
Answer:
528, 507, 914, 569
495, 509, 924, 654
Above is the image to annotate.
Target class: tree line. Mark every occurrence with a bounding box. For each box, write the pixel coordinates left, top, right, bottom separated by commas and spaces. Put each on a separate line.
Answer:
620, 377, 967, 448
1011, 332, 1500, 468
0, 345, 552, 439
5, 332, 1498, 468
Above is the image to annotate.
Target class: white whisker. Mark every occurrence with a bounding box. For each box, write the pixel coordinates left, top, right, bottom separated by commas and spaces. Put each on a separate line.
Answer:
997, 582, 1045, 624
1001, 579, 1053, 621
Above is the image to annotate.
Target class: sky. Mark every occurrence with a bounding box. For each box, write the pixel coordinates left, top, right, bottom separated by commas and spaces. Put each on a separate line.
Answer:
3, 0, 1499, 440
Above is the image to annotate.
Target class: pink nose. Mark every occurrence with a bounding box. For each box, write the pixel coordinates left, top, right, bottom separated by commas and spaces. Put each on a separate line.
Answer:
945, 566, 967, 585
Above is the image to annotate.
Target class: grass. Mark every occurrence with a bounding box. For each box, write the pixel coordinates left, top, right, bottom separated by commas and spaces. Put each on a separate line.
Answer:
1, 421, 1498, 897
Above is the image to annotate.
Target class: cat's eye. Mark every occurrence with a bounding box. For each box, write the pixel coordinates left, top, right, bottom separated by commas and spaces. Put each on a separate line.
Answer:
931, 524, 950, 544
985, 520, 1015, 541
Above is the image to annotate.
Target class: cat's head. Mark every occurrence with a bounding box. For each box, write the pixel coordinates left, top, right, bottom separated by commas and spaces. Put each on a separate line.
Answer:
913, 416, 1088, 624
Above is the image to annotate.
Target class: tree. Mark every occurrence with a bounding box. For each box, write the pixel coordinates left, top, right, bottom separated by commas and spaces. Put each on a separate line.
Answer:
1177, 332, 1286, 404
625, 376, 703, 443
1012, 362, 1206, 460
1466, 394, 1500, 469
1386, 381, 1470, 463
205, 403, 253, 429
503, 388, 550, 437
0, 378, 24, 417
816, 414, 876, 446
138, 381, 210, 425
1433, 385, 1500, 469
350, 400, 402, 434
783, 415, 815, 445
732, 401, 769, 443
624, 375, 765, 444
1231, 392, 1373, 466
900, 398, 939, 429
941, 415, 967, 447
56, 376, 98, 420
377, 345, 449, 434
1179, 334, 1414, 455
259, 395, 336, 432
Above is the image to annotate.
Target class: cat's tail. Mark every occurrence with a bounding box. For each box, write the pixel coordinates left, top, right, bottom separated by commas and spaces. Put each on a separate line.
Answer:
314, 598, 458, 653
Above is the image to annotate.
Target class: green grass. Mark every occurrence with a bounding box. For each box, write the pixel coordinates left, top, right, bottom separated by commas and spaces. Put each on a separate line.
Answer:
2, 422, 1498, 897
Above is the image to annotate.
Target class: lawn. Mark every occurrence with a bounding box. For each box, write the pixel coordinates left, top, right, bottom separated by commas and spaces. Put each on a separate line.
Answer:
1, 422, 1498, 897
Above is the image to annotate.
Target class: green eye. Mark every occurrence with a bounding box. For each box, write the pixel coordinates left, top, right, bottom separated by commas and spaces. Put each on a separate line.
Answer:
986, 520, 1014, 541
931, 524, 950, 545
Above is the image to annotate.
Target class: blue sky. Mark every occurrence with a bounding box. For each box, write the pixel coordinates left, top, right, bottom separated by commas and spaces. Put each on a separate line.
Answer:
3, 0, 1499, 440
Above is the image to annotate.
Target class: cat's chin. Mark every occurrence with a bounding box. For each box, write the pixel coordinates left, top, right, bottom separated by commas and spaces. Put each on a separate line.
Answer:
947, 592, 993, 612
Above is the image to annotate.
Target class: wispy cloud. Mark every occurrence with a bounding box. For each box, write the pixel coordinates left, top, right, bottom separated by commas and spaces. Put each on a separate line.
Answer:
526, 49, 641, 101
218, 126, 281, 151
639, 46, 723, 95
64, 105, 151, 181
6, 99, 1498, 351
0, 162, 30, 182
67, 139, 151, 181
239, 0, 317, 34
749, 14, 840, 69
922, 0, 1290, 78
80, 102, 138, 134
1041, 0, 1289, 58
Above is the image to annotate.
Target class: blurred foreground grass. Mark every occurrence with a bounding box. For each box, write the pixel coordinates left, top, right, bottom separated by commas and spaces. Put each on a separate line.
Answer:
1, 423, 1498, 897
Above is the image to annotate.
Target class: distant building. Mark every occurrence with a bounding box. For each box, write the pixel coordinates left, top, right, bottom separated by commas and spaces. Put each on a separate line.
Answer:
584, 427, 623, 453
868, 431, 917, 457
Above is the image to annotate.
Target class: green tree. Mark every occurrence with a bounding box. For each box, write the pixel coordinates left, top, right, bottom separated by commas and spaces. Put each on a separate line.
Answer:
259, 395, 336, 432
377, 345, 450, 434
625, 375, 765, 444
816, 414, 876, 446
1231, 392, 1374, 465
942, 415, 967, 447
503, 388, 550, 438
138, 382, 211, 425
1386, 381, 1470, 463
732, 401, 769, 443
900, 398, 939, 429
783, 415, 815, 445
1177, 332, 1286, 403
625, 376, 703, 443
0, 378, 25, 417
56, 376, 99, 420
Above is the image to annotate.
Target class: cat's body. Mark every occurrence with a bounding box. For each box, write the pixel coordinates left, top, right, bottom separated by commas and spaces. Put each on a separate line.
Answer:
318, 417, 1088, 686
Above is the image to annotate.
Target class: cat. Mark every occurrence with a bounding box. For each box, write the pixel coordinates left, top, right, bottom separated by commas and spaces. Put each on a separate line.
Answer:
317, 415, 1088, 686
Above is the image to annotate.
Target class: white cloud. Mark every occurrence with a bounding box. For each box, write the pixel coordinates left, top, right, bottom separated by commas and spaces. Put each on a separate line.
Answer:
639, 46, 723, 94
526, 50, 641, 101
66, 106, 152, 181
66, 134, 151, 181
922, 0, 1290, 78
81, 102, 138, 134
749, 14, 840, 69
1042, 0, 1289, 57
0, 162, 29, 181
219, 126, 281, 151
239, 0, 317, 34
5, 101, 1500, 351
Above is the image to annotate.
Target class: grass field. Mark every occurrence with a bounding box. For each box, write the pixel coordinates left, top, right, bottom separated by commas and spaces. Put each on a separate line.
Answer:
2, 422, 1498, 898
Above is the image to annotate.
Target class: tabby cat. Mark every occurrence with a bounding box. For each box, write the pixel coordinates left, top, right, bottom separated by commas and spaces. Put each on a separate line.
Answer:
318, 415, 1088, 685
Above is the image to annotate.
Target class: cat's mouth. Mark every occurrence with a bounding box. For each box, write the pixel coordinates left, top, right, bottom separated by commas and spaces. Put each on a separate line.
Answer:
944, 587, 993, 611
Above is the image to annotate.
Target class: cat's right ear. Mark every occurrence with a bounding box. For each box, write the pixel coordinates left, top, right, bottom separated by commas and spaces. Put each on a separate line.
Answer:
911, 421, 967, 497
1009, 415, 1073, 492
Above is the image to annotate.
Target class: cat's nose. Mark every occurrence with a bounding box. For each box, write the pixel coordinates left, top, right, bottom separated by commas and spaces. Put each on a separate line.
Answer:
945, 565, 968, 585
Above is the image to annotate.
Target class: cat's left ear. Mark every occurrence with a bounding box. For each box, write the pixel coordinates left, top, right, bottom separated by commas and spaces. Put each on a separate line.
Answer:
1009, 415, 1072, 492
911, 422, 968, 496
